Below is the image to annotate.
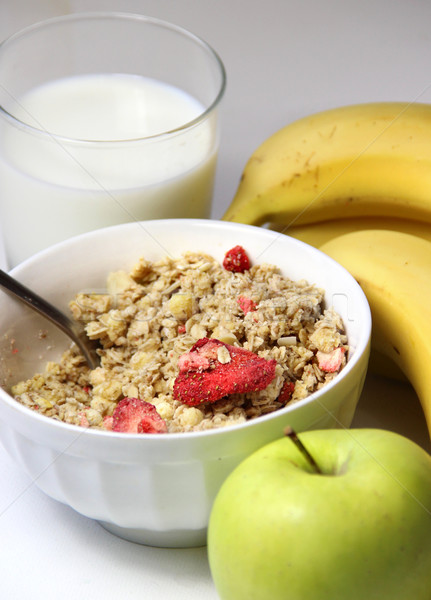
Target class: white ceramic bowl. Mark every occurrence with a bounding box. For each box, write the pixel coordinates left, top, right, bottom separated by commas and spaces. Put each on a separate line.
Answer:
0, 219, 371, 547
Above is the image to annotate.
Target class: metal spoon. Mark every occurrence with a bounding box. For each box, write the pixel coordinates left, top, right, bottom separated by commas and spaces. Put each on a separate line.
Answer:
0, 269, 99, 369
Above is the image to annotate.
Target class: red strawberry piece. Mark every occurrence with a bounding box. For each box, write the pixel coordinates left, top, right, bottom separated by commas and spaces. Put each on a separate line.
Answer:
316, 347, 346, 373
278, 380, 295, 404
178, 351, 211, 372
237, 295, 257, 315
103, 416, 114, 430
112, 397, 168, 434
178, 337, 221, 370
173, 338, 277, 406
79, 412, 90, 428
222, 245, 251, 273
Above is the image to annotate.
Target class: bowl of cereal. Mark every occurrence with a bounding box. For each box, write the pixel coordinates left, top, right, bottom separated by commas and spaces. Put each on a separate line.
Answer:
0, 219, 371, 547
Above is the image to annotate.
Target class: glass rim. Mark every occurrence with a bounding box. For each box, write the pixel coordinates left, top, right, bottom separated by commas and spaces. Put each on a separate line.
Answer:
0, 11, 227, 144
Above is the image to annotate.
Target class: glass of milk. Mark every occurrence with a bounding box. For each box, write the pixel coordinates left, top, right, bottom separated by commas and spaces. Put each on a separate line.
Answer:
0, 12, 226, 267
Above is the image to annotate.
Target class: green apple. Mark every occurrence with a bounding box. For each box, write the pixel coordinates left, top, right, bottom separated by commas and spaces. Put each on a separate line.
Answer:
207, 428, 431, 600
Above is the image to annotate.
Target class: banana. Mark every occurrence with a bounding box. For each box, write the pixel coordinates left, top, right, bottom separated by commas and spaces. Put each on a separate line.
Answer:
268, 216, 431, 248
223, 102, 431, 227
319, 229, 431, 437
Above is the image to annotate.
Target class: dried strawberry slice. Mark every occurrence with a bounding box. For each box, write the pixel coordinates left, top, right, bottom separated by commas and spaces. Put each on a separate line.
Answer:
278, 380, 295, 404
173, 338, 277, 406
103, 416, 114, 431
237, 295, 257, 314
316, 347, 346, 373
79, 412, 90, 428
178, 337, 220, 372
112, 397, 167, 434
178, 349, 211, 372
222, 245, 251, 273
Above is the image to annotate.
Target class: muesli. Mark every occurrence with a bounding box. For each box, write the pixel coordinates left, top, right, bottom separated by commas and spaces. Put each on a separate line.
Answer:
11, 245, 348, 433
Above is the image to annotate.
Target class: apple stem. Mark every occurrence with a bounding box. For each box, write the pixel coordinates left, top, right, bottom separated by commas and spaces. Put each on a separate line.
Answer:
284, 426, 322, 474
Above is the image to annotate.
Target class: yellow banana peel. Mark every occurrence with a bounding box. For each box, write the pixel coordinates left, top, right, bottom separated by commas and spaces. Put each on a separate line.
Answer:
320, 230, 431, 437
268, 216, 431, 248
223, 102, 431, 227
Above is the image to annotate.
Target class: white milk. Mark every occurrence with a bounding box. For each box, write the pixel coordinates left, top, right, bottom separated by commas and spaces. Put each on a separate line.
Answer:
0, 74, 218, 266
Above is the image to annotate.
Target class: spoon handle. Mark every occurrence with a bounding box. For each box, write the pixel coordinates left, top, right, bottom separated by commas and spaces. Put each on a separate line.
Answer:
0, 269, 99, 369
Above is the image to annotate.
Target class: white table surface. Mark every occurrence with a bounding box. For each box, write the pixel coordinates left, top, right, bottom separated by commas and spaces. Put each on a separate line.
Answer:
0, 1, 430, 598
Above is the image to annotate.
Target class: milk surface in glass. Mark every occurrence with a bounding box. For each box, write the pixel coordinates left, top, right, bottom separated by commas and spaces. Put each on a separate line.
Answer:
0, 73, 218, 265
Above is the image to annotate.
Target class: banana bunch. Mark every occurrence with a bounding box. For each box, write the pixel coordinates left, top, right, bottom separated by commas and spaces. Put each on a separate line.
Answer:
222, 102, 431, 435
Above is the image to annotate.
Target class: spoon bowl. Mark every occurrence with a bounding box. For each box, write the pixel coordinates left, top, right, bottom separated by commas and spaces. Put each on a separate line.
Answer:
0, 269, 99, 369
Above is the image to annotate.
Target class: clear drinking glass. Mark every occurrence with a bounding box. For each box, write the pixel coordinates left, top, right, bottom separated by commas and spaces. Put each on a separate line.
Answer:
0, 12, 226, 266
